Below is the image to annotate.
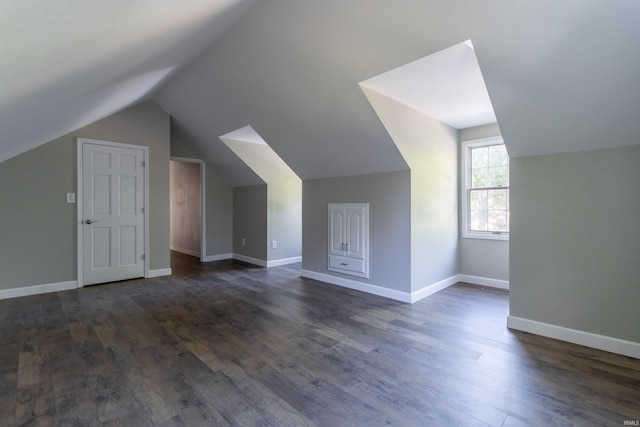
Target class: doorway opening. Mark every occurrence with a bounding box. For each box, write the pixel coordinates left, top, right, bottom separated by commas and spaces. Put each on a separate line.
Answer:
170, 157, 206, 262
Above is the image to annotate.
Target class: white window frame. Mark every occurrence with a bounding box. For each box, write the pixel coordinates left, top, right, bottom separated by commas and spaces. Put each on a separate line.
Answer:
461, 136, 509, 241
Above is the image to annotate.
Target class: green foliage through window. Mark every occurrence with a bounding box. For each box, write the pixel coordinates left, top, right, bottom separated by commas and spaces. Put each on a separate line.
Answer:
468, 143, 509, 233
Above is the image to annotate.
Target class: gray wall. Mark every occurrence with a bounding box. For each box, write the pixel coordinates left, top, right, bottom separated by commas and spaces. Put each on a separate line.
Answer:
460, 239, 509, 282
510, 145, 640, 342
458, 123, 509, 282
170, 161, 201, 256
0, 101, 170, 290
302, 171, 411, 292
205, 166, 233, 257
170, 135, 299, 263
361, 88, 459, 291
170, 136, 233, 258
0, 136, 77, 288
267, 182, 302, 261
233, 184, 267, 260
408, 133, 459, 292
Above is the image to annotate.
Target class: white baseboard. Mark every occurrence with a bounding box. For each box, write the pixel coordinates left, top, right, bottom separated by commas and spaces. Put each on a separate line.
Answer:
204, 254, 301, 268
147, 268, 172, 278
203, 253, 233, 262
507, 316, 640, 359
299, 271, 502, 304
267, 256, 302, 267
458, 274, 509, 290
170, 245, 201, 258
233, 254, 267, 267
301, 269, 412, 302
0, 280, 78, 300
410, 275, 460, 303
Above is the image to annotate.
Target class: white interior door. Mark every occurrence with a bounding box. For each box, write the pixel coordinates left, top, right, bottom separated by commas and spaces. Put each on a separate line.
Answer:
81, 141, 145, 285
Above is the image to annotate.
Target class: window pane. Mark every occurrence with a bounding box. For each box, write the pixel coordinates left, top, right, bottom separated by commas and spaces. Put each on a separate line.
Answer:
489, 166, 508, 187
470, 190, 487, 210
471, 168, 488, 188
471, 146, 488, 168
489, 144, 508, 167
466, 141, 510, 236
488, 211, 508, 232
470, 210, 488, 231
488, 189, 507, 210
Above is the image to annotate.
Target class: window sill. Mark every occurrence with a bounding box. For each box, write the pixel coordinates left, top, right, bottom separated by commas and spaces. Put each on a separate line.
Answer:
462, 232, 509, 241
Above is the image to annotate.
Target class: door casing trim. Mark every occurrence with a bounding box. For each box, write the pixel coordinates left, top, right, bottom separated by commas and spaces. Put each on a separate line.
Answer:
77, 138, 150, 287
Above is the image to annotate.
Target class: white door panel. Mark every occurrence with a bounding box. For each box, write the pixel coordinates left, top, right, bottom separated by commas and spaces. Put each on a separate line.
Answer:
82, 142, 145, 286
329, 208, 345, 256
346, 207, 366, 259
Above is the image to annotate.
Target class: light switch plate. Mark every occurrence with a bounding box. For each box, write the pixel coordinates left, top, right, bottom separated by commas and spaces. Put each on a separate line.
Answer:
66, 193, 76, 203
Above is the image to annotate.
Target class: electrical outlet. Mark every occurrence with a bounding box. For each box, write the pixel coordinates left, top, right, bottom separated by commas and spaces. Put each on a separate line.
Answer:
242, 237, 246, 246
271, 240, 277, 249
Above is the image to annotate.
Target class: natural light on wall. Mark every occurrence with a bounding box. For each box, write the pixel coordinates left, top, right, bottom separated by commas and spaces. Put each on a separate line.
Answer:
359, 40, 496, 130
219, 125, 301, 187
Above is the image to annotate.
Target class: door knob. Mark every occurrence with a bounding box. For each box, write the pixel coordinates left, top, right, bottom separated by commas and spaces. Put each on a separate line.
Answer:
85, 219, 98, 224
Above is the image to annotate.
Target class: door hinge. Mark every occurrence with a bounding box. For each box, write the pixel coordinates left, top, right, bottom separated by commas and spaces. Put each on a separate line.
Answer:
142, 254, 146, 261
142, 160, 145, 167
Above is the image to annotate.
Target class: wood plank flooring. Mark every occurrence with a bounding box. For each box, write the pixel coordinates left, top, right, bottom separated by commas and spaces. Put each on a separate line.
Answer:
1, 251, 638, 426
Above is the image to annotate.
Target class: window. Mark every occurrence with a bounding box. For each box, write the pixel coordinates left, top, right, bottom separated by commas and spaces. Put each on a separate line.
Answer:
462, 138, 509, 240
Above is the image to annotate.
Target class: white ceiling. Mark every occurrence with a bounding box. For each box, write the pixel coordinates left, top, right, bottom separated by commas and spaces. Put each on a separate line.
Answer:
155, 0, 640, 185
220, 126, 301, 185
4, 0, 640, 186
0, 0, 257, 162
359, 41, 496, 130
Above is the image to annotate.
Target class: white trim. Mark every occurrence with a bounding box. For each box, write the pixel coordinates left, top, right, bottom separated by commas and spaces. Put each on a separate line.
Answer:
170, 245, 201, 258
203, 253, 233, 262
298, 271, 494, 303
77, 141, 83, 285
148, 268, 172, 278
77, 138, 150, 286
266, 256, 302, 267
301, 269, 412, 302
0, 281, 78, 300
233, 254, 267, 267
462, 233, 509, 241
458, 274, 509, 290
410, 275, 460, 303
170, 156, 202, 162
143, 146, 150, 278
170, 156, 207, 262
507, 316, 640, 360
204, 254, 301, 267
460, 136, 509, 241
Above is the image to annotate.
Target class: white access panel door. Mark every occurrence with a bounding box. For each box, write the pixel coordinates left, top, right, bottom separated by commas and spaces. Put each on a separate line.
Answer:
345, 205, 367, 260
328, 203, 369, 278
82, 143, 145, 286
328, 207, 346, 256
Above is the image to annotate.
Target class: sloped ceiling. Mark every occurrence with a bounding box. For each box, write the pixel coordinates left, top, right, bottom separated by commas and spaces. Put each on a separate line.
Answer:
0, 0, 257, 162
4, 1, 640, 187
154, 0, 640, 186
359, 40, 496, 130
220, 125, 300, 185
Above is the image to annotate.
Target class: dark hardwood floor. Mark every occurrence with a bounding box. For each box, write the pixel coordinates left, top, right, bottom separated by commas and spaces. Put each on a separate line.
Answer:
1, 252, 638, 426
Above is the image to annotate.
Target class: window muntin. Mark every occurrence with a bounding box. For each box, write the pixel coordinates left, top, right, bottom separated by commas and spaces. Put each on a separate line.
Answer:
463, 140, 509, 239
